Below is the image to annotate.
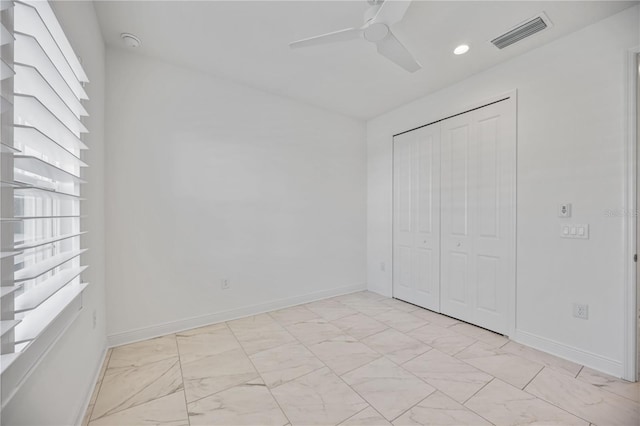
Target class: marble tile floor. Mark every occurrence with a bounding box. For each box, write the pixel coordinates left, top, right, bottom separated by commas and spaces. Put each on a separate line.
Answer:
83, 291, 639, 426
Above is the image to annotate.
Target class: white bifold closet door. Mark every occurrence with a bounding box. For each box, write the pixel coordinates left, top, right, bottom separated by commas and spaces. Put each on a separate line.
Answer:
393, 99, 515, 335
393, 124, 441, 311
440, 100, 514, 334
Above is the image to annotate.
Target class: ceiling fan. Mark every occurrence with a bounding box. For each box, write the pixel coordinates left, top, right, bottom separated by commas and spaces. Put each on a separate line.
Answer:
289, 0, 421, 73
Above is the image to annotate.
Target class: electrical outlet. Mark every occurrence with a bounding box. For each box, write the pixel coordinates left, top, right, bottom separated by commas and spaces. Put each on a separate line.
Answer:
559, 203, 572, 218
92, 309, 97, 329
221, 279, 230, 290
573, 303, 589, 319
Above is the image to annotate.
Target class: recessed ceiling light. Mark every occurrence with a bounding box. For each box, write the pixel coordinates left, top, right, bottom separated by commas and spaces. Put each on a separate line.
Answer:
454, 44, 470, 55
120, 33, 141, 48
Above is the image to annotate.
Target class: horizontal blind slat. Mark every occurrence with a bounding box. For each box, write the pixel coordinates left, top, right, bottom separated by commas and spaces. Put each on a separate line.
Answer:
14, 248, 87, 282
15, 155, 84, 183
15, 265, 87, 312
14, 231, 86, 250
15, 125, 87, 166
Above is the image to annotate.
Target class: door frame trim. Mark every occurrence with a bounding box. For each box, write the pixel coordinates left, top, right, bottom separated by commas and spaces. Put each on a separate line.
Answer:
391, 90, 518, 339
624, 47, 640, 381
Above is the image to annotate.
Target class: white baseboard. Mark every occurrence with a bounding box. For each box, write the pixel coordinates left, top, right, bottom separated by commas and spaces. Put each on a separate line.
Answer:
514, 329, 624, 378
73, 344, 108, 426
107, 283, 367, 348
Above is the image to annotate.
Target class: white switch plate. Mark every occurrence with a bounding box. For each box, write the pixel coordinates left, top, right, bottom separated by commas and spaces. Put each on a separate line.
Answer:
558, 203, 572, 218
560, 224, 589, 239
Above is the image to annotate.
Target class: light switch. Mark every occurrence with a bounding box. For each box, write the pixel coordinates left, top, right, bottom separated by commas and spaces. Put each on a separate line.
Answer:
560, 223, 589, 239
559, 203, 572, 218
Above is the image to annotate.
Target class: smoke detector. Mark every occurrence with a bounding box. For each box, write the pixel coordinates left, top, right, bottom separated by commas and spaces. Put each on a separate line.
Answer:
120, 33, 141, 48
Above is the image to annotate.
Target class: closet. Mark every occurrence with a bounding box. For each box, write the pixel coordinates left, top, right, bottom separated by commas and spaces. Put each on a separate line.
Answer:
392, 98, 516, 335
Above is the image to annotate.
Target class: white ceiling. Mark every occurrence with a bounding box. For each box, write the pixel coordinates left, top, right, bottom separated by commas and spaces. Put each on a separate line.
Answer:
94, 0, 637, 119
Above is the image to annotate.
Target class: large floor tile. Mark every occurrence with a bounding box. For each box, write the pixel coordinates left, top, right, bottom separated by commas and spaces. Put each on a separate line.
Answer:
92, 357, 184, 420
269, 306, 320, 326
577, 367, 640, 402
501, 341, 582, 377
361, 329, 431, 364
331, 313, 389, 340
89, 391, 189, 426
525, 367, 640, 425
408, 324, 476, 355
305, 300, 358, 321
188, 383, 288, 426
379, 298, 420, 313
403, 349, 493, 403
271, 367, 368, 425
108, 335, 178, 368
342, 358, 435, 421
465, 378, 588, 425
228, 317, 297, 355
448, 323, 508, 347
285, 318, 344, 345
249, 342, 325, 388
176, 326, 241, 364
309, 335, 381, 375
180, 347, 258, 402
410, 309, 461, 327
463, 353, 543, 389
393, 391, 491, 425
340, 407, 391, 425
375, 309, 428, 333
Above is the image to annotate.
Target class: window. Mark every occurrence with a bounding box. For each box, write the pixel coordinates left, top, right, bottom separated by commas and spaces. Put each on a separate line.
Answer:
0, 0, 89, 398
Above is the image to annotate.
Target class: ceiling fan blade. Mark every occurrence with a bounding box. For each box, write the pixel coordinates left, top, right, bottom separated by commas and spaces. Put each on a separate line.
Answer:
289, 27, 362, 49
372, 0, 412, 26
376, 31, 421, 72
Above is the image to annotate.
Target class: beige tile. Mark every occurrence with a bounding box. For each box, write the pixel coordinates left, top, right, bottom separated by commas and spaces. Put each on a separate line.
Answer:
309, 335, 382, 375
271, 367, 368, 425
92, 357, 183, 420
353, 302, 396, 317
379, 298, 420, 313
340, 407, 391, 425
403, 349, 493, 403
501, 341, 582, 377
89, 391, 188, 426
454, 340, 505, 360
577, 367, 640, 402
525, 367, 640, 426
82, 404, 94, 426
466, 378, 589, 425
376, 309, 428, 333
228, 317, 297, 355
249, 342, 325, 388
181, 347, 258, 403
342, 358, 435, 421
176, 326, 241, 364
448, 323, 508, 347
393, 391, 491, 425
331, 313, 389, 340
175, 322, 228, 337
109, 335, 178, 368
188, 383, 288, 426
410, 309, 461, 328
362, 329, 431, 365
463, 353, 543, 389
269, 306, 320, 326
285, 318, 344, 345
305, 300, 358, 321
408, 324, 476, 355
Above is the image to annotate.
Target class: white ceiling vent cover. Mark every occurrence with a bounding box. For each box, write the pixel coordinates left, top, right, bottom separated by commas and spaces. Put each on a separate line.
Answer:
491, 13, 552, 49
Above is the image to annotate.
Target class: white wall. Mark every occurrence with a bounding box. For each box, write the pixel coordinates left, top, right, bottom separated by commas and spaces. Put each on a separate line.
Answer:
367, 6, 639, 378
1, 1, 107, 425
105, 49, 366, 343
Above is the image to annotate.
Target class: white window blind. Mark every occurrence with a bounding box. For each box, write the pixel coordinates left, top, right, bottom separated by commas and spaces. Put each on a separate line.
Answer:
0, 0, 89, 389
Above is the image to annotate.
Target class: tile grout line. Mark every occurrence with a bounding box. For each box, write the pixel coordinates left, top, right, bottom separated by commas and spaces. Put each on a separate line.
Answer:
462, 377, 495, 406
519, 367, 595, 425
173, 333, 192, 426
225, 320, 293, 426
575, 365, 584, 378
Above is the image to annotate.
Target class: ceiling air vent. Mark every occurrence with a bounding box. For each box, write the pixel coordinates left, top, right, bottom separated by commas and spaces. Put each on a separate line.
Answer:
491, 13, 551, 49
